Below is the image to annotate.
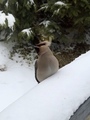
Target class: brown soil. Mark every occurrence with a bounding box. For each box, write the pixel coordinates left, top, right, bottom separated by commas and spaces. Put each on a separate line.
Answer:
55, 43, 90, 68
11, 43, 90, 68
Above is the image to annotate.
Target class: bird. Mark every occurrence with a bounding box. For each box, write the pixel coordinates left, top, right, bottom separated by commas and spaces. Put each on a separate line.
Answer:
34, 40, 59, 83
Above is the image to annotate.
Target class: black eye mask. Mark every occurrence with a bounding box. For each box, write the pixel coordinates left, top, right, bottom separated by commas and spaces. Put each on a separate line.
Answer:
35, 43, 46, 54
36, 43, 46, 47
32, 42, 47, 54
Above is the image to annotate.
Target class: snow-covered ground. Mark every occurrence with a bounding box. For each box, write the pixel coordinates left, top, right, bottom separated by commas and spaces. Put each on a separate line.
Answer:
0, 41, 90, 120
0, 42, 37, 112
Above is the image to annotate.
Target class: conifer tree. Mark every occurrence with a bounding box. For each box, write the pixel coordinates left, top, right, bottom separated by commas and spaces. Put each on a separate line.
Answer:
0, 0, 90, 46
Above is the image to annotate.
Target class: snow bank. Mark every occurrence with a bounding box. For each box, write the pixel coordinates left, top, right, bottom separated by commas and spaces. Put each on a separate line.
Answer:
0, 50, 90, 120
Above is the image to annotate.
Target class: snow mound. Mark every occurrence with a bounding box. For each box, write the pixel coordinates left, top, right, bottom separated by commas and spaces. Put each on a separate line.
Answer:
0, 49, 90, 120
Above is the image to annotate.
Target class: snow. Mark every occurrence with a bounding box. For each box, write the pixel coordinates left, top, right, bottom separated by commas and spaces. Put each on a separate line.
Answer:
29, 0, 34, 5
0, 11, 15, 30
0, 42, 37, 112
5, 1, 8, 7
55, 1, 66, 6
22, 28, 33, 36
39, 4, 48, 11
39, 20, 50, 27
6, 14, 15, 30
16, 2, 19, 10
0, 11, 6, 25
0, 42, 90, 120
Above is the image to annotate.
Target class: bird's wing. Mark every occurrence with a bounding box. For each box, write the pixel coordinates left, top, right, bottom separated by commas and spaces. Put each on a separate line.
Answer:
35, 60, 40, 83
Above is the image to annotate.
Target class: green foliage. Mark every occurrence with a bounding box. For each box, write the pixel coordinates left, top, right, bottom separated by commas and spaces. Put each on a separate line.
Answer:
0, 23, 7, 30
0, 0, 36, 42
7, 0, 36, 30
0, 17, 9, 30
38, 0, 90, 43
45, 0, 90, 28
0, 0, 90, 45
18, 28, 34, 43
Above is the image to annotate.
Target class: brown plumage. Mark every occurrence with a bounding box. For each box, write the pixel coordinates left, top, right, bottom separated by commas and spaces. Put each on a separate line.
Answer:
35, 41, 59, 83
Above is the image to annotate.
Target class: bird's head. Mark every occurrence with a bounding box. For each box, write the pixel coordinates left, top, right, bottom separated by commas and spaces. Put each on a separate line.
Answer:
34, 41, 51, 55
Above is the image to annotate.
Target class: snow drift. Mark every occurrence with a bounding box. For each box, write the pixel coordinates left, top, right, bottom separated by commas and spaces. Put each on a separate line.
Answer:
0, 51, 90, 120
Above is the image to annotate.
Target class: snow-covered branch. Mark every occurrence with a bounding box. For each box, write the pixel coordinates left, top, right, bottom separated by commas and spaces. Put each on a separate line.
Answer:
0, 11, 15, 31
55, 1, 66, 6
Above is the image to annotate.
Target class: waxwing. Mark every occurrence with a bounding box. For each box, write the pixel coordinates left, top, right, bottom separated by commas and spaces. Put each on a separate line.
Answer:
35, 41, 59, 83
